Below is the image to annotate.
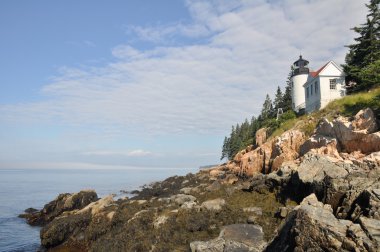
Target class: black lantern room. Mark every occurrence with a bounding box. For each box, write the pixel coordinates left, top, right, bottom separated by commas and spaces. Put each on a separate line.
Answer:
292, 55, 309, 76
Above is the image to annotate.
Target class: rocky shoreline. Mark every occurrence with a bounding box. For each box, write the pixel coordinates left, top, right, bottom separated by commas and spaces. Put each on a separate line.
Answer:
20, 108, 380, 251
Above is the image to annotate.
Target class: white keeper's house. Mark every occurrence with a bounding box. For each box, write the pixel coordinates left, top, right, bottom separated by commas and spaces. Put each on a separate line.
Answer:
290, 55, 346, 113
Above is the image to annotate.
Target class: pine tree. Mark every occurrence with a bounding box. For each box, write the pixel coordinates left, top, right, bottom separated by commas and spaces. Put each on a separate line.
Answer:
343, 0, 380, 91
226, 125, 235, 159
261, 94, 273, 120
281, 66, 293, 112
221, 136, 229, 160
273, 86, 283, 111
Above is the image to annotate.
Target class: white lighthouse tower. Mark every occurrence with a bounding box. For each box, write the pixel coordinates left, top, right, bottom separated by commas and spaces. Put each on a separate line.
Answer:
291, 55, 309, 112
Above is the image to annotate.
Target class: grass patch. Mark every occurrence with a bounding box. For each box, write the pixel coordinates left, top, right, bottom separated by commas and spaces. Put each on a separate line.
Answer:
271, 117, 298, 138
268, 87, 380, 140
313, 87, 380, 121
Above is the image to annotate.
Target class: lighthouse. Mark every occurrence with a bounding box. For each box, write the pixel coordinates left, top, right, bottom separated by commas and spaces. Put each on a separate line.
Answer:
291, 55, 309, 112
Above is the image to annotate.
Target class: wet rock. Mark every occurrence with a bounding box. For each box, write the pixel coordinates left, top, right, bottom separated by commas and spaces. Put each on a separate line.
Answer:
20, 190, 98, 226
130, 189, 140, 195
41, 211, 92, 248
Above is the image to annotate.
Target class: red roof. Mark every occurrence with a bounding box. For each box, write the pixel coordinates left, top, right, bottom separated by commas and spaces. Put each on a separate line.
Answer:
310, 62, 329, 78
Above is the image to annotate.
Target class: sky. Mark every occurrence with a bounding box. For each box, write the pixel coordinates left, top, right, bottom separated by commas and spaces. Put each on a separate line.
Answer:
0, 0, 368, 170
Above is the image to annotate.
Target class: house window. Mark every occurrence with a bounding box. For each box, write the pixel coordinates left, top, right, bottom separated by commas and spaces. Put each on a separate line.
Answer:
311, 84, 313, 95
306, 87, 309, 98
315, 81, 318, 93
330, 79, 337, 90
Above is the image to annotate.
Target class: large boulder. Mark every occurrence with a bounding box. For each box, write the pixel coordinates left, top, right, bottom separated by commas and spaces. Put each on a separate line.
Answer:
266, 194, 376, 251
19, 190, 98, 226
301, 108, 380, 158
333, 115, 380, 154
352, 108, 378, 133
221, 224, 266, 251
190, 224, 266, 252
290, 153, 380, 220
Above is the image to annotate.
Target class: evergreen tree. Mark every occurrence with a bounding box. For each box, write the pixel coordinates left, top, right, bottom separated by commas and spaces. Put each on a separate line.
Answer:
281, 66, 293, 112
229, 124, 241, 159
261, 94, 273, 120
343, 0, 380, 91
227, 125, 236, 160
220, 136, 229, 160
273, 86, 283, 111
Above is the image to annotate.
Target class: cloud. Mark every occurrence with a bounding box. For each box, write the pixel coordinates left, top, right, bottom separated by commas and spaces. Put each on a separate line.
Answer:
0, 0, 368, 138
127, 149, 152, 157
82, 150, 152, 157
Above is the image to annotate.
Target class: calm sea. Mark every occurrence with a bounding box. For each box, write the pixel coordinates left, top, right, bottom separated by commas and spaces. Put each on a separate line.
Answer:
0, 167, 197, 252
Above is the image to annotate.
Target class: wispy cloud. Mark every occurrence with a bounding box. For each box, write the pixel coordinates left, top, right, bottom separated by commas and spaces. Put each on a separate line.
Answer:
0, 0, 367, 139
82, 149, 152, 157
127, 149, 152, 157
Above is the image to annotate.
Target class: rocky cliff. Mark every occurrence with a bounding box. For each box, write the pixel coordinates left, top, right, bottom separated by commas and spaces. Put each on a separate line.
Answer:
225, 108, 380, 178
20, 108, 380, 251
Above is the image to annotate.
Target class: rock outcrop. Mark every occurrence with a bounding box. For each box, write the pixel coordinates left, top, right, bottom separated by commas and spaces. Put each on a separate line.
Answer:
301, 108, 380, 157
229, 108, 380, 177
23, 170, 285, 251
255, 128, 267, 147
19, 190, 98, 226
266, 194, 377, 251
190, 224, 266, 252
230, 129, 305, 176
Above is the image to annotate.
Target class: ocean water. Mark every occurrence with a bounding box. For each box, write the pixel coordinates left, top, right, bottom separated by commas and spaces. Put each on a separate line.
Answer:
0, 167, 197, 252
